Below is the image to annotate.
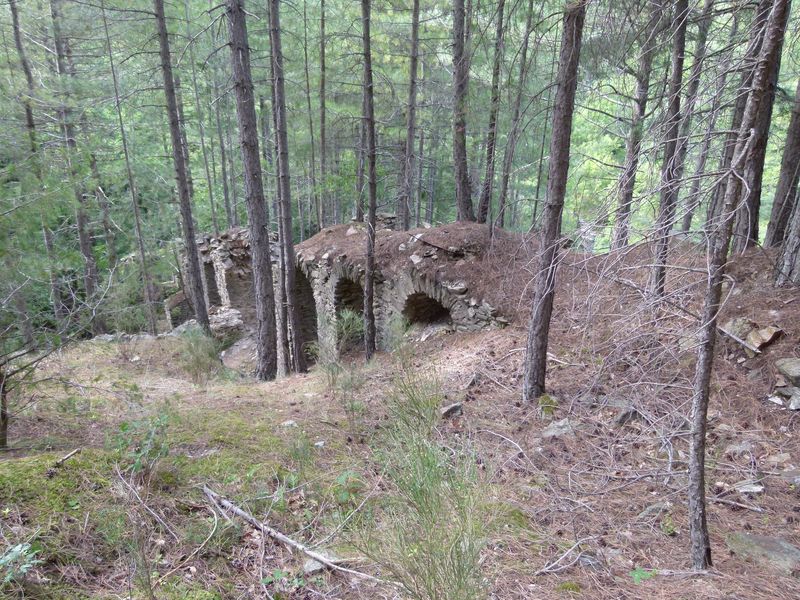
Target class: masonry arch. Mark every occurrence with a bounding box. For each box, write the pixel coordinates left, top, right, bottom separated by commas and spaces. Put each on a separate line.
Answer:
402, 292, 452, 326
294, 267, 318, 359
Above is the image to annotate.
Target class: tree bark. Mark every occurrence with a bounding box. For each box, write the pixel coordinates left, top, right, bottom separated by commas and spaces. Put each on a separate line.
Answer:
731, 0, 787, 253
765, 79, 800, 247
362, 0, 378, 359
415, 130, 425, 227
268, 0, 307, 373
301, 0, 321, 234
522, 0, 586, 403
452, 0, 475, 221
397, 0, 421, 231
153, 0, 210, 333
101, 0, 157, 334
497, 0, 534, 229
650, 0, 690, 299
225, 0, 280, 379
611, 3, 663, 249
691, 0, 791, 569
476, 0, 506, 224
319, 0, 328, 227
184, 0, 219, 236
9, 0, 39, 175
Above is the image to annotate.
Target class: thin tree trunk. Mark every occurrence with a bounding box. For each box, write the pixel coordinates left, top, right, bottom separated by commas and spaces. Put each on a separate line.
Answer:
268, 0, 307, 373
612, 1, 662, 250
101, 0, 157, 334
362, 0, 378, 359
301, 0, 321, 234
415, 130, 425, 228
731, 0, 787, 253
226, 0, 278, 379
477, 0, 506, 224
259, 96, 278, 233
765, 78, 800, 247
185, 0, 219, 236
650, 0, 690, 299
319, 0, 328, 227
691, 1, 791, 569
452, 0, 475, 221
214, 76, 234, 228
225, 110, 240, 226
497, 0, 534, 229
9, 0, 39, 176
50, 0, 103, 334
356, 87, 367, 223
398, 0, 421, 231
175, 77, 195, 204
153, 0, 210, 333
522, 0, 586, 403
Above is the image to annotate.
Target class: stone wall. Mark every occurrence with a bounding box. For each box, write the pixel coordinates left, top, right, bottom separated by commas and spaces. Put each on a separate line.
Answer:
182, 224, 502, 356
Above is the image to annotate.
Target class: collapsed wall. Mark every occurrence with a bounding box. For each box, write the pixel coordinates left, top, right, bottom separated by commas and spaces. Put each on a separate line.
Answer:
179, 220, 504, 355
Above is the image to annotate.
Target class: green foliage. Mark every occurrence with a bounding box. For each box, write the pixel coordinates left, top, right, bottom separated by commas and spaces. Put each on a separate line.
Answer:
361, 361, 486, 600
556, 581, 581, 594
176, 327, 223, 385
629, 566, 656, 584
114, 405, 171, 477
538, 393, 559, 418
1, 542, 42, 586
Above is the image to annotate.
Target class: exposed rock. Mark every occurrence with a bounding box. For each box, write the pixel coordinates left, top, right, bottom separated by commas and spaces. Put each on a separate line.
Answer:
345, 226, 359, 236
409, 254, 423, 265
721, 317, 755, 340
542, 418, 575, 440
776, 358, 800, 387
637, 501, 671, 520
774, 385, 800, 410
780, 469, 800, 485
726, 533, 800, 575
441, 402, 464, 419
724, 440, 755, 458
303, 550, 339, 575
734, 479, 765, 495
746, 326, 782, 352
281, 420, 298, 428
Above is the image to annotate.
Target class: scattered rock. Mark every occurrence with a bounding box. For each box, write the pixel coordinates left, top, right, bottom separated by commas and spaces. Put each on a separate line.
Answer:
746, 326, 782, 352
765, 453, 791, 467
441, 402, 464, 419
542, 418, 575, 440
638, 501, 671, 520
780, 469, 800, 485
774, 386, 800, 410
303, 550, 339, 575
776, 358, 800, 387
345, 226, 358, 236
724, 441, 754, 458
409, 254, 423, 265
398, 243, 407, 251
726, 533, 800, 575
314, 440, 325, 448
734, 479, 765, 495
281, 420, 298, 428
614, 405, 642, 427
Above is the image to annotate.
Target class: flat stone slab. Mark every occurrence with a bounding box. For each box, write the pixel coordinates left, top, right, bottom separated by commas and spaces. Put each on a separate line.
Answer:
776, 358, 800, 387
726, 533, 800, 575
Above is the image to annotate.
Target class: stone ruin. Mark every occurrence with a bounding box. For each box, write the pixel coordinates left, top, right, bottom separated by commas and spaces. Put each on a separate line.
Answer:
167, 220, 503, 357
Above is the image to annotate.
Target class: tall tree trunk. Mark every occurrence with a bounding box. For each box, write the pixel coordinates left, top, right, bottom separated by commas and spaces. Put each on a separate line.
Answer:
731, 0, 787, 253
301, 0, 321, 234
522, 0, 586, 403
650, 0, 690, 299
476, 0, 506, 224
497, 0, 534, 229
226, 0, 279, 379
397, 0, 421, 231
319, 0, 328, 227
258, 96, 277, 233
50, 0, 103, 334
706, 0, 771, 226
153, 0, 210, 333
415, 130, 425, 227
225, 109, 240, 226
765, 78, 800, 247
361, 0, 378, 359
356, 83, 367, 222
9, 0, 39, 175
268, 0, 307, 373
612, 2, 662, 250
452, 0, 475, 221
213, 71, 235, 228
184, 0, 219, 236
682, 13, 739, 233
101, 0, 157, 334
691, 0, 791, 569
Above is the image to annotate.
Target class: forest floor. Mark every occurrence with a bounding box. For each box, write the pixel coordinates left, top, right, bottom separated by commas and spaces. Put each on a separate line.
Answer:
2, 232, 800, 599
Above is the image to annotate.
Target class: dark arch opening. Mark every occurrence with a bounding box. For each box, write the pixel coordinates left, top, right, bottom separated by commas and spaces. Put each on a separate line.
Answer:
402, 292, 451, 325
334, 277, 364, 315
294, 268, 318, 360
333, 277, 365, 351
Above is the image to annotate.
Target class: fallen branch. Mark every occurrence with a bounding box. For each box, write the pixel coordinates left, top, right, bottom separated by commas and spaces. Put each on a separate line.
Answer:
202, 486, 387, 584
534, 536, 596, 576
709, 495, 764, 513
46, 448, 81, 476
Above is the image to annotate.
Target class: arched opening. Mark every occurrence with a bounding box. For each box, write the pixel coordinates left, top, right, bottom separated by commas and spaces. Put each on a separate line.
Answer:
402, 292, 451, 325
333, 277, 365, 351
334, 277, 364, 316
294, 268, 318, 361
